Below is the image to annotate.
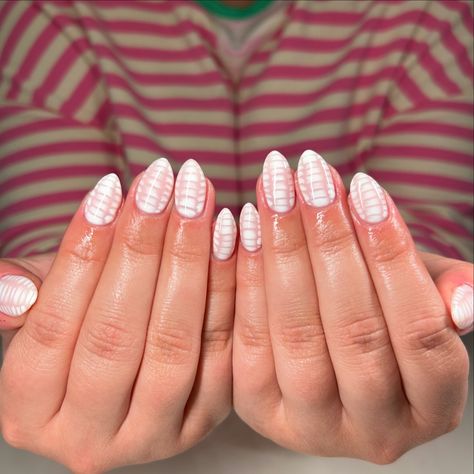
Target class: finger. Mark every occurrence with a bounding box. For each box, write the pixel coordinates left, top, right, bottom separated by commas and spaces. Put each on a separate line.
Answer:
0, 174, 121, 428
295, 151, 404, 429
0, 263, 40, 330
181, 208, 237, 444
258, 151, 338, 420
233, 203, 281, 433
63, 159, 174, 432
123, 160, 213, 448
348, 173, 469, 431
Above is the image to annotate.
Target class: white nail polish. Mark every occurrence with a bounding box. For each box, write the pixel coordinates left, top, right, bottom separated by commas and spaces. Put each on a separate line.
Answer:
451, 284, 473, 330
135, 158, 174, 214
0, 275, 38, 317
239, 203, 261, 252
213, 208, 237, 261
350, 172, 388, 224
175, 159, 207, 218
297, 150, 336, 207
262, 150, 295, 213
84, 173, 122, 225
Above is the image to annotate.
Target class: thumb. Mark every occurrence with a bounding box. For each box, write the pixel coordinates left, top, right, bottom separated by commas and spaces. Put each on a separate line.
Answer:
418, 250, 473, 335
0, 253, 55, 331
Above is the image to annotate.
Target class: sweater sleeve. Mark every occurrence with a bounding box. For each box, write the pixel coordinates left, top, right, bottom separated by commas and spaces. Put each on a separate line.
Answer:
364, 0, 473, 262
0, 1, 123, 257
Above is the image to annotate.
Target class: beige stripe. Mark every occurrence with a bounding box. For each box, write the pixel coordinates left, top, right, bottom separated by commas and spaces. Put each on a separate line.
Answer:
16, 235, 63, 257
0, 154, 117, 183
384, 182, 473, 203
1, 202, 80, 227
1, 223, 67, 256
0, 1, 29, 52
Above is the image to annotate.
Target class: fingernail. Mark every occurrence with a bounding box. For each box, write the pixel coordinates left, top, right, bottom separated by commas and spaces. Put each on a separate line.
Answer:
297, 150, 335, 207
213, 208, 237, 261
262, 150, 295, 213
451, 284, 473, 331
350, 173, 388, 224
135, 158, 174, 214
240, 203, 261, 252
0, 275, 38, 317
84, 173, 122, 225
175, 159, 207, 218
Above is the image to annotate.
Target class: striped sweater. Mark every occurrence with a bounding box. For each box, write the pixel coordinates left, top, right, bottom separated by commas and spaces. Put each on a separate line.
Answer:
0, 0, 473, 260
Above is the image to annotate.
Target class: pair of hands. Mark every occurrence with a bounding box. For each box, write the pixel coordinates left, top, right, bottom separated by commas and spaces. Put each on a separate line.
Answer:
0, 150, 472, 473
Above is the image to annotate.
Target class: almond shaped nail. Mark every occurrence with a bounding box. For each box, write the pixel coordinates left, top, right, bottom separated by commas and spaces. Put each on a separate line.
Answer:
350, 172, 388, 224
84, 173, 122, 225
175, 159, 207, 218
0, 275, 38, 317
451, 283, 473, 330
135, 158, 174, 214
213, 208, 237, 261
239, 203, 261, 252
297, 150, 335, 207
262, 150, 295, 213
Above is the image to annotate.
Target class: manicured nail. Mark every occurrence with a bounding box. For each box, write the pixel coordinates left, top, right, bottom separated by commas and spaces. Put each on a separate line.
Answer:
0, 275, 38, 317
213, 208, 237, 261
451, 284, 473, 331
135, 158, 174, 214
240, 203, 261, 252
84, 173, 122, 225
350, 172, 388, 224
297, 150, 335, 207
175, 159, 207, 218
262, 150, 295, 213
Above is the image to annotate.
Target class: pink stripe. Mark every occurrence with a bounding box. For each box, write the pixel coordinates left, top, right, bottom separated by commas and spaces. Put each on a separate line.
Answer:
0, 190, 87, 219
113, 96, 230, 111
59, 64, 102, 118
94, 42, 209, 62
6, 232, 63, 258
6, 18, 59, 100
0, 141, 120, 168
292, 7, 367, 25
92, 0, 198, 13
0, 214, 74, 247
0, 1, 15, 29
367, 145, 472, 167
408, 209, 473, 239
440, 0, 474, 34
0, 165, 115, 194
0, 3, 36, 68
241, 66, 399, 109
410, 232, 464, 260
391, 196, 472, 214
371, 170, 473, 193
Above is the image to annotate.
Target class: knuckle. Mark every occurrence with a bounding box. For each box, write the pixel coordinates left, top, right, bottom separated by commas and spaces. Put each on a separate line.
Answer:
168, 238, 206, 265
402, 313, 456, 357
370, 234, 413, 266
236, 319, 271, 353
25, 306, 70, 350
275, 314, 327, 362
201, 326, 232, 354
372, 442, 406, 465
1, 418, 29, 450
269, 231, 307, 262
81, 317, 137, 362
145, 323, 198, 366
311, 226, 354, 256
334, 310, 390, 357
67, 454, 102, 474
119, 223, 160, 258
64, 234, 104, 265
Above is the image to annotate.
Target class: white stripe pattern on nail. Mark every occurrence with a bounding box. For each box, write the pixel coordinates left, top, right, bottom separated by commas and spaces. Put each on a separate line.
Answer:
262, 150, 295, 213
239, 203, 261, 252
297, 149, 335, 207
84, 173, 122, 225
0, 275, 38, 317
135, 158, 174, 214
350, 172, 388, 224
213, 208, 237, 260
175, 159, 207, 218
451, 284, 473, 330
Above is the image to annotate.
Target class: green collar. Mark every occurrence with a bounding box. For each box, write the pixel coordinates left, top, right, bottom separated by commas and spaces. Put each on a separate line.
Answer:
195, 0, 275, 20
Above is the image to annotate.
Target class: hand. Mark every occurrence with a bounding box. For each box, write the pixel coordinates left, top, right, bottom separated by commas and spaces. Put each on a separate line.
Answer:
233, 150, 471, 464
0, 159, 236, 472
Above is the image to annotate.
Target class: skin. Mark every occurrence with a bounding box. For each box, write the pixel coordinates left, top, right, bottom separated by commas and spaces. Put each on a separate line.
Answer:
0, 162, 471, 470
0, 173, 236, 472
233, 164, 471, 463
